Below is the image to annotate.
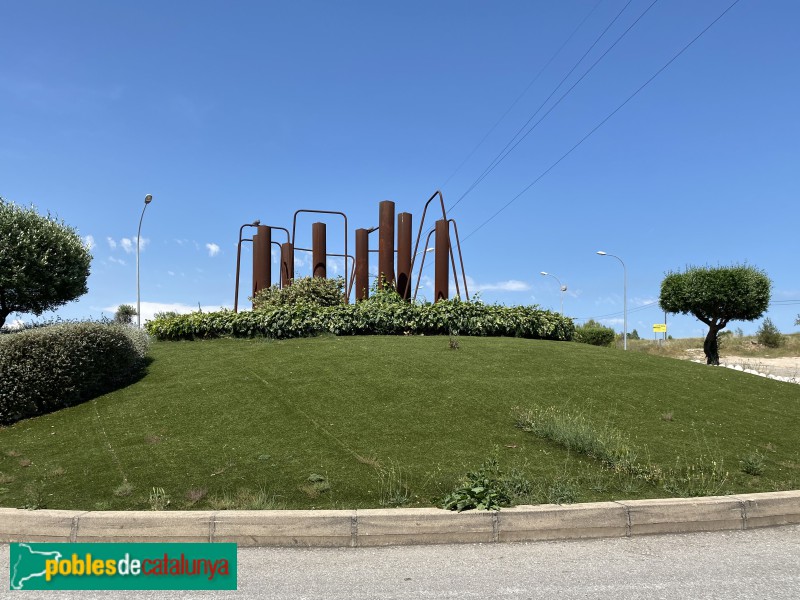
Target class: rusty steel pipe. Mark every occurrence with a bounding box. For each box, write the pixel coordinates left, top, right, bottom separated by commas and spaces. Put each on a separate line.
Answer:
448, 219, 469, 301
409, 190, 447, 289
280, 242, 294, 287
412, 228, 436, 302
292, 209, 349, 300
234, 221, 260, 313
396, 212, 412, 301
252, 225, 272, 302
378, 200, 395, 288
312, 222, 327, 278
355, 228, 369, 301
435, 219, 449, 302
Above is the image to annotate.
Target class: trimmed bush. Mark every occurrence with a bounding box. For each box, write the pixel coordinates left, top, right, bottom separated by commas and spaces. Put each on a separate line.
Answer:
145, 298, 575, 342
574, 319, 615, 347
0, 322, 151, 425
756, 318, 784, 348
251, 276, 345, 308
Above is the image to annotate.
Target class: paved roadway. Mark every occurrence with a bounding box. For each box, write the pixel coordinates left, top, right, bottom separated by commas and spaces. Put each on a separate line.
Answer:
3, 525, 799, 599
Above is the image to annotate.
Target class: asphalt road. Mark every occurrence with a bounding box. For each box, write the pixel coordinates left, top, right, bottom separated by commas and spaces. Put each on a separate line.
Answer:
3, 525, 799, 599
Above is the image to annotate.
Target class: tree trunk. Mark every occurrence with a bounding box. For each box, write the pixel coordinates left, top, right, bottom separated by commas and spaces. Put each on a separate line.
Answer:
704, 325, 722, 365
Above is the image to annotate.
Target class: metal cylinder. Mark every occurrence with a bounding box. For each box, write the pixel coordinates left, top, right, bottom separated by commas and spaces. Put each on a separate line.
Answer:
397, 212, 412, 301
435, 219, 449, 302
281, 242, 294, 287
252, 225, 272, 298
378, 200, 395, 288
312, 222, 327, 278
355, 228, 369, 301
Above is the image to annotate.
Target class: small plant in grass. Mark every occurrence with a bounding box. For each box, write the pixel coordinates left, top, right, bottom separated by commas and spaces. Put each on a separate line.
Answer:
661, 412, 674, 422
148, 487, 170, 510
740, 451, 765, 476
0, 472, 14, 485
113, 481, 134, 497
448, 330, 460, 350
300, 473, 331, 498
208, 487, 282, 510
378, 461, 412, 507
662, 457, 728, 497
545, 476, 579, 505
442, 456, 512, 512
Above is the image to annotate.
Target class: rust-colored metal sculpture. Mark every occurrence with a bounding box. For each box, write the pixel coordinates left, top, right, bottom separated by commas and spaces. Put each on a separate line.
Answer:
234, 221, 291, 311
396, 212, 412, 301
355, 228, 369, 301
252, 225, 272, 297
312, 222, 327, 279
233, 191, 468, 311
280, 242, 294, 288
378, 200, 395, 288
435, 219, 449, 301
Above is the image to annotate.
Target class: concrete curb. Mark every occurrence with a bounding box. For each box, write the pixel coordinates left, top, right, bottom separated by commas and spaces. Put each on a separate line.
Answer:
1, 491, 798, 547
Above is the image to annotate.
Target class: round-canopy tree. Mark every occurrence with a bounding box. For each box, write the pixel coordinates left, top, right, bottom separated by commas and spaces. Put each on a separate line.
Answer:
659, 264, 771, 365
0, 198, 92, 328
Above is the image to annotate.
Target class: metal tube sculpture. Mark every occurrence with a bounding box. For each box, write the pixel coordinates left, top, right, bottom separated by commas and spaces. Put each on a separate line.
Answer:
234, 190, 467, 308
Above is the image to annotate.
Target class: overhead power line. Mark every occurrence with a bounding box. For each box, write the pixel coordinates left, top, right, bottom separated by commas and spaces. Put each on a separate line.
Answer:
448, 0, 657, 214
461, 0, 743, 243
439, 0, 606, 190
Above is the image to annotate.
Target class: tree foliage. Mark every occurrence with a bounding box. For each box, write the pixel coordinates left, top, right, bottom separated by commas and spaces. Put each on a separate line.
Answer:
0, 199, 92, 328
659, 264, 770, 365
115, 304, 138, 325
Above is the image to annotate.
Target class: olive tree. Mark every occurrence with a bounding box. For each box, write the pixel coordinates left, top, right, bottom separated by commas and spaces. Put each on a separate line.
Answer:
0, 198, 92, 328
659, 264, 770, 365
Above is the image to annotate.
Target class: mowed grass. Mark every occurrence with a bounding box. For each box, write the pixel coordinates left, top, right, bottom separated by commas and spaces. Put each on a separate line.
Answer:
0, 335, 798, 511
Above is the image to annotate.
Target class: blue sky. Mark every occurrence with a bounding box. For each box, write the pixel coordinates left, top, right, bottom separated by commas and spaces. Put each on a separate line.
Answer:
2, 0, 798, 338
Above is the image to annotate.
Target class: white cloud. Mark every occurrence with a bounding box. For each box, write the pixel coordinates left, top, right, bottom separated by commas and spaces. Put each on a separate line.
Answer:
167, 271, 175, 276
109, 256, 126, 266
83, 235, 95, 250
120, 238, 133, 253
206, 242, 220, 257
107, 237, 117, 249
467, 276, 531, 292
103, 301, 232, 325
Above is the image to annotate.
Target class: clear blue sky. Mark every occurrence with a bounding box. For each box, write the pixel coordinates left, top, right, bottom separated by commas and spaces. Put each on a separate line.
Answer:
2, 0, 798, 338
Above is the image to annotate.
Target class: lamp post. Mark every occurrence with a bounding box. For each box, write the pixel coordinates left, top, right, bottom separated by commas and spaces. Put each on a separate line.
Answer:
540, 271, 566, 315
596, 251, 627, 350
136, 194, 153, 328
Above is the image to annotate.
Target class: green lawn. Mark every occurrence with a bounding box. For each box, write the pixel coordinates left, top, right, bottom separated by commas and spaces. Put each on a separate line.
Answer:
1, 336, 798, 511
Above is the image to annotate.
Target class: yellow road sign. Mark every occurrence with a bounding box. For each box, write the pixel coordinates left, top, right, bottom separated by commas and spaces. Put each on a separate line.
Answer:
653, 324, 667, 333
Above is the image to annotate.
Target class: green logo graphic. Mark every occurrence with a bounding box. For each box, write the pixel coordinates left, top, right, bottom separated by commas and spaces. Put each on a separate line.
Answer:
10, 543, 237, 590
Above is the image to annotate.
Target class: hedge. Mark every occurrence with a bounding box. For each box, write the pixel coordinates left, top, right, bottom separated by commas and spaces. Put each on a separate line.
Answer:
0, 322, 151, 425
145, 299, 575, 342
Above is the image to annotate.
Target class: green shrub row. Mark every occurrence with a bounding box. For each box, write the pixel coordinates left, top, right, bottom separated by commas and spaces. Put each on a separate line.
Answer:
145, 299, 575, 342
0, 322, 151, 425
573, 319, 616, 347
251, 276, 346, 308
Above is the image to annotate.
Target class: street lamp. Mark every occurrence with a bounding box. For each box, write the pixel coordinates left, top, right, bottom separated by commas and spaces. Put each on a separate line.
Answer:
596, 251, 627, 350
540, 271, 567, 314
136, 194, 153, 328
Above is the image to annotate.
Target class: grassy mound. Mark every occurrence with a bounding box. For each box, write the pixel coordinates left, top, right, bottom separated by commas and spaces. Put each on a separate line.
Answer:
0, 336, 797, 511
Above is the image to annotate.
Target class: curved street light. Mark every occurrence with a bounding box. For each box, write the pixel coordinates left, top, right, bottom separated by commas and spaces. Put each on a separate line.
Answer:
540, 271, 567, 315
136, 194, 153, 328
596, 251, 627, 350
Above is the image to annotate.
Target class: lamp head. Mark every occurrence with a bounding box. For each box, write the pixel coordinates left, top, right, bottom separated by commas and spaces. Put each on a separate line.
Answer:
596, 251, 606, 256
144, 194, 153, 204
540, 271, 548, 276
